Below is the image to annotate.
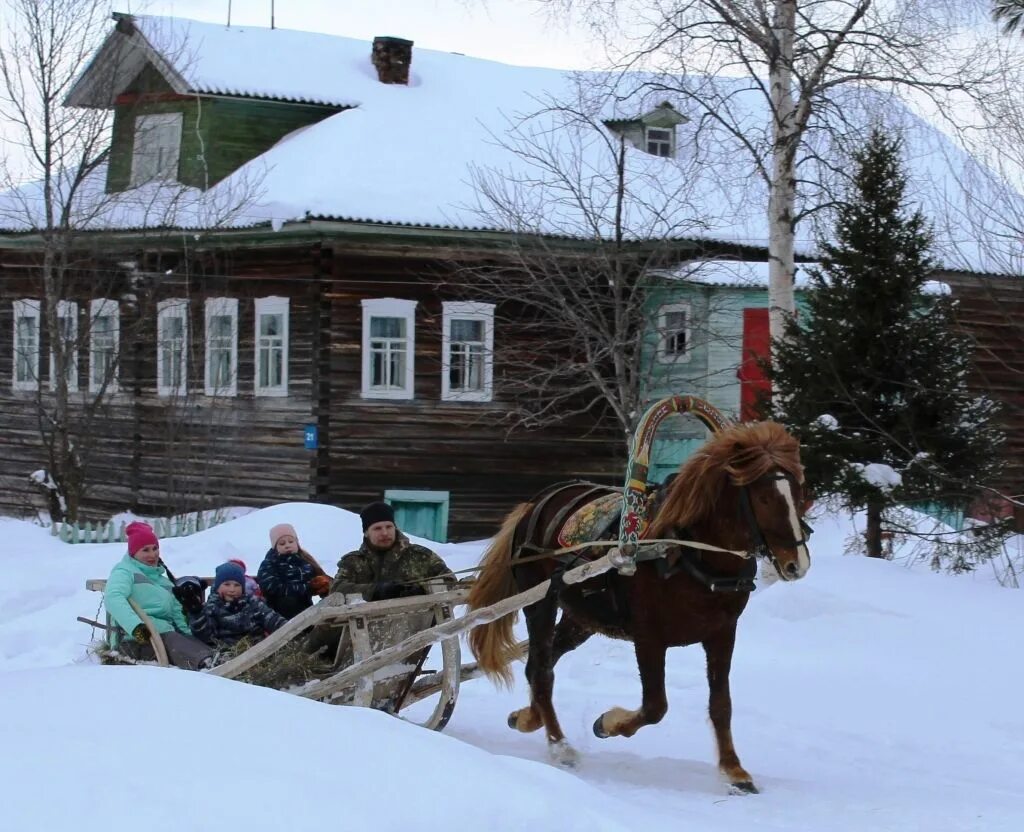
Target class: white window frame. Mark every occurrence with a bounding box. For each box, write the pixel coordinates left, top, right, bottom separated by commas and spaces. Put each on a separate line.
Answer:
656, 302, 691, 363
645, 126, 674, 158
204, 297, 238, 397
441, 301, 495, 402
49, 300, 79, 392
89, 298, 120, 394
361, 298, 417, 400
157, 299, 188, 396
12, 299, 41, 392
254, 296, 290, 397
130, 112, 183, 186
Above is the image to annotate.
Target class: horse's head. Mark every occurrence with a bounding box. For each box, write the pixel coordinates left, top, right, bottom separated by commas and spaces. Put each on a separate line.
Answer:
739, 467, 812, 581
649, 421, 812, 582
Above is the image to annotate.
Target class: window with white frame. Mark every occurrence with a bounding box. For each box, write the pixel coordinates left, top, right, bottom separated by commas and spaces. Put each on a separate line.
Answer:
89, 299, 120, 394
130, 112, 183, 186
157, 299, 188, 396
361, 298, 416, 399
254, 296, 289, 396
12, 299, 40, 391
645, 126, 674, 158
657, 302, 691, 362
49, 300, 79, 392
442, 301, 494, 402
204, 298, 238, 397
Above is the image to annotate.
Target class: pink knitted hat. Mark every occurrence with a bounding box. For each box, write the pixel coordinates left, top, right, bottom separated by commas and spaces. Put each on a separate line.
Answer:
126, 521, 159, 556
269, 523, 298, 547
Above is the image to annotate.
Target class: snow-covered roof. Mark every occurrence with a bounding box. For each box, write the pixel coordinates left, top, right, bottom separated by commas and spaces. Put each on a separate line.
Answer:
660, 260, 951, 294
3, 14, 1022, 277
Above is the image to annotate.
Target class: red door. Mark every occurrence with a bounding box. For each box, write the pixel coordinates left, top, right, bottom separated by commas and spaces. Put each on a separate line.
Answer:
737, 308, 770, 421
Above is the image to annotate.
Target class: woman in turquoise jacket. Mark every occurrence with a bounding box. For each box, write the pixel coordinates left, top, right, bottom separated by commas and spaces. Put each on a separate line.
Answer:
104, 522, 215, 670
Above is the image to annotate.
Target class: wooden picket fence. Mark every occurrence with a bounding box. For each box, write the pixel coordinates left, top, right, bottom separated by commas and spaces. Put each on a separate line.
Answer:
50, 512, 229, 544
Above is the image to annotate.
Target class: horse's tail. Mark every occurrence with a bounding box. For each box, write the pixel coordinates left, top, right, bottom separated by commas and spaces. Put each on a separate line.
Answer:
467, 502, 532, 688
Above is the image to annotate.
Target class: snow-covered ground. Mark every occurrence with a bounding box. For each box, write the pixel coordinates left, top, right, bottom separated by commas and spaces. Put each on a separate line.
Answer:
1, 502, 1022, 831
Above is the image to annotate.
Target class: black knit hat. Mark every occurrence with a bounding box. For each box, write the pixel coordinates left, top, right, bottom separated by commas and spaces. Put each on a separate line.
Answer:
360, 501, 395, 532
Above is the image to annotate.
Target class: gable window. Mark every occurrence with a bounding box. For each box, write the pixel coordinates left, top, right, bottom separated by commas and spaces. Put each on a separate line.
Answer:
204, 298, 238, 396
157, 299, 188, 396
254, 296, 289, 397
49, 300, 79, 392
12, 299, 41, 391
89, 299, 120, 394
361, 298, 416, 400
657, 302, 691, 362
646, 127, 674, 158
130, 112, 183, 186
441, 301, 494, 402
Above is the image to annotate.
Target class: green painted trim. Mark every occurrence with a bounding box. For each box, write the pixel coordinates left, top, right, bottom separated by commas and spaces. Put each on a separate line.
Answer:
385, 489, 450, 543
0, 220, 715, 257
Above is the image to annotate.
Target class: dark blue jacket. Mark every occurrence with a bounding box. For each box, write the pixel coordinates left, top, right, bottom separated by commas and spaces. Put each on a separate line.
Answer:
188, 593, 287, 646
256, 549, 318, 619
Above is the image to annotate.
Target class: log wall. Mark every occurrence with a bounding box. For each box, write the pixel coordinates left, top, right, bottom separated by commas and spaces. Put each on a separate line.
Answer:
945, 272, 1024, 504
0, 239, 625, 540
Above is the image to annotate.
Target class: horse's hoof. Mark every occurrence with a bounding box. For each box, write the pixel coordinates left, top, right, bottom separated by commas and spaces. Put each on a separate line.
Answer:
728, 780, 759, 795
548, 739, 580, 769
593, 715, 609, 739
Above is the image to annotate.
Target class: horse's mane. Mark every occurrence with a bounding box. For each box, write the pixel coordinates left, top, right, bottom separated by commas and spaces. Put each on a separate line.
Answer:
648, 421, 803, 537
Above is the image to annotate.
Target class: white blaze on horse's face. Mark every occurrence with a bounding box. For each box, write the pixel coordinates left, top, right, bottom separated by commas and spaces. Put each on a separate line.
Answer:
774, 477, 811, 580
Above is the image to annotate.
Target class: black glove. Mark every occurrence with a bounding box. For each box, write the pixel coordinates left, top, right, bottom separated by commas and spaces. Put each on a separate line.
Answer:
173, 577, 205, 614
398, 583, 427, 598
132, 624, 150, 644
367, 581, 400, 602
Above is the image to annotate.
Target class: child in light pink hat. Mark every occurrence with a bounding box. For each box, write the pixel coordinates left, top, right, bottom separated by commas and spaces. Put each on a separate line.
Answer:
256, 522, 330, 619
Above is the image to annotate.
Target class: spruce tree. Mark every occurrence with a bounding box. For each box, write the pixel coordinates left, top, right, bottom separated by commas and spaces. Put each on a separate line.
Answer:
767, 129, 1005, 560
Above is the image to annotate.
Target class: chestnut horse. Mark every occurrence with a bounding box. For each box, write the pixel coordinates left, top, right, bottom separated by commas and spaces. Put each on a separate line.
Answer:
467, 421, 811, 793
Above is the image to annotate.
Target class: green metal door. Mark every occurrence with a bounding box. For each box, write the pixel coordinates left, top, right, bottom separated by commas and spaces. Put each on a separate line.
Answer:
384, 490, 450, 543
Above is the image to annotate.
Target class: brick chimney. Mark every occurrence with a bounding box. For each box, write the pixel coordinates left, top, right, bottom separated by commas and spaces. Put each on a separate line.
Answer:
371, 36, 413, 85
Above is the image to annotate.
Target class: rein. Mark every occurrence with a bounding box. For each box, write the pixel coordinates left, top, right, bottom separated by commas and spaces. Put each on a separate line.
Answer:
381, 535, 755, 590
737, 472, 813, 575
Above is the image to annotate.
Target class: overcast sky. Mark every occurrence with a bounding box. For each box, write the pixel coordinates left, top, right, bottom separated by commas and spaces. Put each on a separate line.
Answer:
141, 0, 605, 69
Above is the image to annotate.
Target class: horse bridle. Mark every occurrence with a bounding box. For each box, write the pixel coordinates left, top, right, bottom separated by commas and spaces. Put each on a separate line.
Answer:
738, 472, 813, 573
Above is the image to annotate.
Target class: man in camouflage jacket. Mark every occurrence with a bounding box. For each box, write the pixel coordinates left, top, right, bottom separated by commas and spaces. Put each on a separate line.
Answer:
305, 502, 452, 658
331, 501, 453, 601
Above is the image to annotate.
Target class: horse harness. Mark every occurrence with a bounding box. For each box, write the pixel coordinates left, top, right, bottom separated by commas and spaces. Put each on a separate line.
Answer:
511, 475, 813, 596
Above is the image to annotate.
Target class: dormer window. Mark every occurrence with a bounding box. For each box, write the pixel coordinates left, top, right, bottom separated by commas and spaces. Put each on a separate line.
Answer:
646, 127, 674, 158
130, 113, 182, 185
604, 102, 687, 160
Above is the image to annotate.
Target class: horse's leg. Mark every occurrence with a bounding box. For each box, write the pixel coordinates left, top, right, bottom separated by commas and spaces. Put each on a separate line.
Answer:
511, 597, 579, 767
593, 636, 668, 738
508, 611, 592, 733
703, 627, 758, 794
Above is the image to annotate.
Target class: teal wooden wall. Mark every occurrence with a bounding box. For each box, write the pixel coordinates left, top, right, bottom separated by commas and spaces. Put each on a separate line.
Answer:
641, 278, 808, 473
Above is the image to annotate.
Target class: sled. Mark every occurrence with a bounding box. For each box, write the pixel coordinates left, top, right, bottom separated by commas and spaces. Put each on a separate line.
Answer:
83, 578, 480, 731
